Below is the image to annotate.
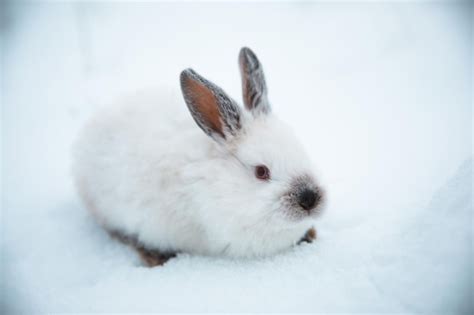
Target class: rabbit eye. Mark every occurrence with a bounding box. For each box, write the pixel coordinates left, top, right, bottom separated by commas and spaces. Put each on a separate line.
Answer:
255, 165, 270, 181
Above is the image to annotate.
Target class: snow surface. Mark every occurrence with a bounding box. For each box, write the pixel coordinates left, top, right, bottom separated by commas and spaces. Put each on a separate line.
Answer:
1, 1, 472, 313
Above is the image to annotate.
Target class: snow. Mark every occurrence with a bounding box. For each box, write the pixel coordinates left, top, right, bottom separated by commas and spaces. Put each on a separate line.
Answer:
1, 1, 472, 313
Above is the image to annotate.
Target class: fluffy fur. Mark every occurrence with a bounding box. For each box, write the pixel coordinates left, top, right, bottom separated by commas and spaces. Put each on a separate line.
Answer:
73, 48, 324, 261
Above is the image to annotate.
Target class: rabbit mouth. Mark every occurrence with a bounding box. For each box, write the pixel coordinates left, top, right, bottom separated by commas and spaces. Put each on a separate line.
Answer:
281, 198, 325, 221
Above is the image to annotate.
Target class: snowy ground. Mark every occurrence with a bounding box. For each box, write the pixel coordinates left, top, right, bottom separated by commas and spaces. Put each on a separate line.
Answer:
1, 1, 472, 313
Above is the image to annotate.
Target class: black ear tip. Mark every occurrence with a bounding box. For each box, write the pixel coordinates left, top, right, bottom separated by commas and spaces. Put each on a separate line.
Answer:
239, 47, 260, 69
180, 68, 195, 81
180, 69, 196, 93
240, 46, 251, 54
240, 46, 253, 54
180, 68, 204, 88
240, 47, 257, 59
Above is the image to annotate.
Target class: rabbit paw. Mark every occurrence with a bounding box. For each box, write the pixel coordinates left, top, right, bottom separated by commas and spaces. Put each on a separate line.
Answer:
108, 229, 176, 267
136, 247, 176, 267
299, 227, 317, 244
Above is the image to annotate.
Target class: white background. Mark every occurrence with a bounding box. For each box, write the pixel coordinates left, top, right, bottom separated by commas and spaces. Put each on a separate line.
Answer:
1, 1, 472, 313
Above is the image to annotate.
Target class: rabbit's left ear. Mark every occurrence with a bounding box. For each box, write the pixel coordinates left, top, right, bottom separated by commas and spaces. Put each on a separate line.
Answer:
239, 47, 271, 116
180, 69, 242, 142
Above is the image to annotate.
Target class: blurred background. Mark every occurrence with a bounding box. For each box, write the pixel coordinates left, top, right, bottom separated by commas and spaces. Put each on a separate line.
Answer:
1, 0, 472, 313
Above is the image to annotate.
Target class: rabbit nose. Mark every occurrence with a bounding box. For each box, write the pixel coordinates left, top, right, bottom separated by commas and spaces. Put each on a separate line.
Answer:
298, 189, 320, 211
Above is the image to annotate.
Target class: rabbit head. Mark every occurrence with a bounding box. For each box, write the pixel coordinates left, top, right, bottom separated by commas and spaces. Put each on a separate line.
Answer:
180, 48, 324, 254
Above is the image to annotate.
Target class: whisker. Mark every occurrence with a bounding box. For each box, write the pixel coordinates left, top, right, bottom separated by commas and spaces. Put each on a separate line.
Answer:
243, 205, 280, 230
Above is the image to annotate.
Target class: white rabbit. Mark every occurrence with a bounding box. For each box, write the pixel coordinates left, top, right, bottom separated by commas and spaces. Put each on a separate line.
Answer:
73, 47, 324, 266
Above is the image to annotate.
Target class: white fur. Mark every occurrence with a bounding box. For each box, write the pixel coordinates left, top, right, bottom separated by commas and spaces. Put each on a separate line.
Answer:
73, 87, 320, 258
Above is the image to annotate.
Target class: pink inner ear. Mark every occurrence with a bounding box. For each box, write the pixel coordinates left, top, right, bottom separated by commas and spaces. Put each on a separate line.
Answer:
184, 77, 224, 138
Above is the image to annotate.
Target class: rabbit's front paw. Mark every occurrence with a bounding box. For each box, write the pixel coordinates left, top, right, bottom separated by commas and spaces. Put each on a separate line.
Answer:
299, 227, 317, 244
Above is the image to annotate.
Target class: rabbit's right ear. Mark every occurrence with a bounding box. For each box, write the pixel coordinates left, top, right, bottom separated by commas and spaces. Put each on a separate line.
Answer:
180, 69, 242, 142
239, 47, 271, 116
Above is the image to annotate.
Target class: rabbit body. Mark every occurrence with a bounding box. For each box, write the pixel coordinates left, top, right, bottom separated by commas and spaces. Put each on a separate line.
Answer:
73, 48, 324, 260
